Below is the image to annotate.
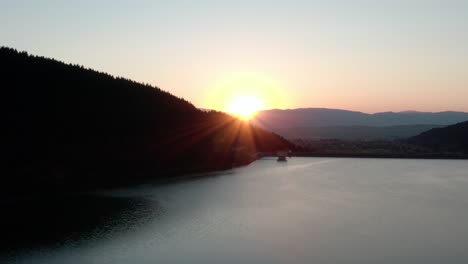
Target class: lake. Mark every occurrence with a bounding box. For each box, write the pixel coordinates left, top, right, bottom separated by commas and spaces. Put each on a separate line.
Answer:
2, 157, 468, 263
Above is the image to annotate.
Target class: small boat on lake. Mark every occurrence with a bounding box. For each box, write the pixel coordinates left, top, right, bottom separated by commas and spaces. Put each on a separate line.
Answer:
277, 151, 288, 161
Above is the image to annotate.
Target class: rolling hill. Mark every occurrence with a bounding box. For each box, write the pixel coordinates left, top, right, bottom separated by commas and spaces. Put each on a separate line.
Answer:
1, 47, 291, 190
408, 121, 468, 153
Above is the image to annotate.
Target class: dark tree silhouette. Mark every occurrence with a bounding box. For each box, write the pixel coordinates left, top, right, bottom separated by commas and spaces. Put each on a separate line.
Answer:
408, 121, 468, 154
1, 47, 293, 192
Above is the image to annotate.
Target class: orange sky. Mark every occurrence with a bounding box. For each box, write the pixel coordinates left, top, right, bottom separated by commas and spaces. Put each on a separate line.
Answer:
3, 1, 468, 113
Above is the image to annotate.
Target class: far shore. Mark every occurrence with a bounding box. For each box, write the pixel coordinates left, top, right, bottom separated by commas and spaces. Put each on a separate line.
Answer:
289, 152, 468, 160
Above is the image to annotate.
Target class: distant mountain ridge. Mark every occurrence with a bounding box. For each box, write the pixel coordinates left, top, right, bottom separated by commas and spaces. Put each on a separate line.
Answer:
253, 108, 468, 140
255, 108, 468, 128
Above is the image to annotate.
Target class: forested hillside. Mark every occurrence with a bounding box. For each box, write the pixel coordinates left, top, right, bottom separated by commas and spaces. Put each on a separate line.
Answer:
408, 121, 468, 154
1, 47, 291, 190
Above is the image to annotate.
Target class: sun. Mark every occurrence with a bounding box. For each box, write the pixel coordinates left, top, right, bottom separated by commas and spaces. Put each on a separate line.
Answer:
227, 95, 264, 120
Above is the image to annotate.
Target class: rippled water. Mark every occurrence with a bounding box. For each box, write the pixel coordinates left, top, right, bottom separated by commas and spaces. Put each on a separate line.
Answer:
2, 158, 468, 263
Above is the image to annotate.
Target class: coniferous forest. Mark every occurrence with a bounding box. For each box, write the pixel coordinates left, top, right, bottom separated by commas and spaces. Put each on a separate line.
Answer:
1, 47, 292, 192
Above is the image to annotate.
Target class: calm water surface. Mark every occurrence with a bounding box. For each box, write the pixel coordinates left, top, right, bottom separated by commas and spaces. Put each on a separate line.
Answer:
2, 158, 468, 263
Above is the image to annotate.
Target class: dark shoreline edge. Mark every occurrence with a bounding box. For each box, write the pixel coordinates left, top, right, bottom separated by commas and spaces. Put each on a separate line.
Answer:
290, 152, 468, 160
0, 158, 257, 198
3, 153, 466, 199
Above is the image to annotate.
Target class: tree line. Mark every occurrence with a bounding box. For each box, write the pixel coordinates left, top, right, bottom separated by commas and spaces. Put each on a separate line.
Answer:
1, 47, 292, 192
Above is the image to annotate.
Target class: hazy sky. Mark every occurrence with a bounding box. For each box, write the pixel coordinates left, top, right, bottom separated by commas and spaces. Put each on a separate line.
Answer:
2, 0, 468, 113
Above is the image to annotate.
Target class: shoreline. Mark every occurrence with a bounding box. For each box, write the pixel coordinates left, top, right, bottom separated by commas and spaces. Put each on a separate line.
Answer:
290, 152, 468, 160
3, 154, 466, 199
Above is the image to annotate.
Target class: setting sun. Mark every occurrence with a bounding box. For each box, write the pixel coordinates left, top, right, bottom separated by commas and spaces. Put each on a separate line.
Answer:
227, 95, 264, 120
203, 72, 289, 116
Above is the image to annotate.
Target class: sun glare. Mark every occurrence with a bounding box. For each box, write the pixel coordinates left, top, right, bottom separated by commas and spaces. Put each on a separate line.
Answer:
227, 95, 264, 120
203, 72, 289, 116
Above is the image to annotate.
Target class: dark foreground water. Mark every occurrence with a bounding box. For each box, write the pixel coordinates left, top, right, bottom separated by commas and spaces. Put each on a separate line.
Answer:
2, 158, 468, 263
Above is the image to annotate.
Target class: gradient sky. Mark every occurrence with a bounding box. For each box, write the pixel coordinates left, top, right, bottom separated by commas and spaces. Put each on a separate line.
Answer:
2, 0, 468, 113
